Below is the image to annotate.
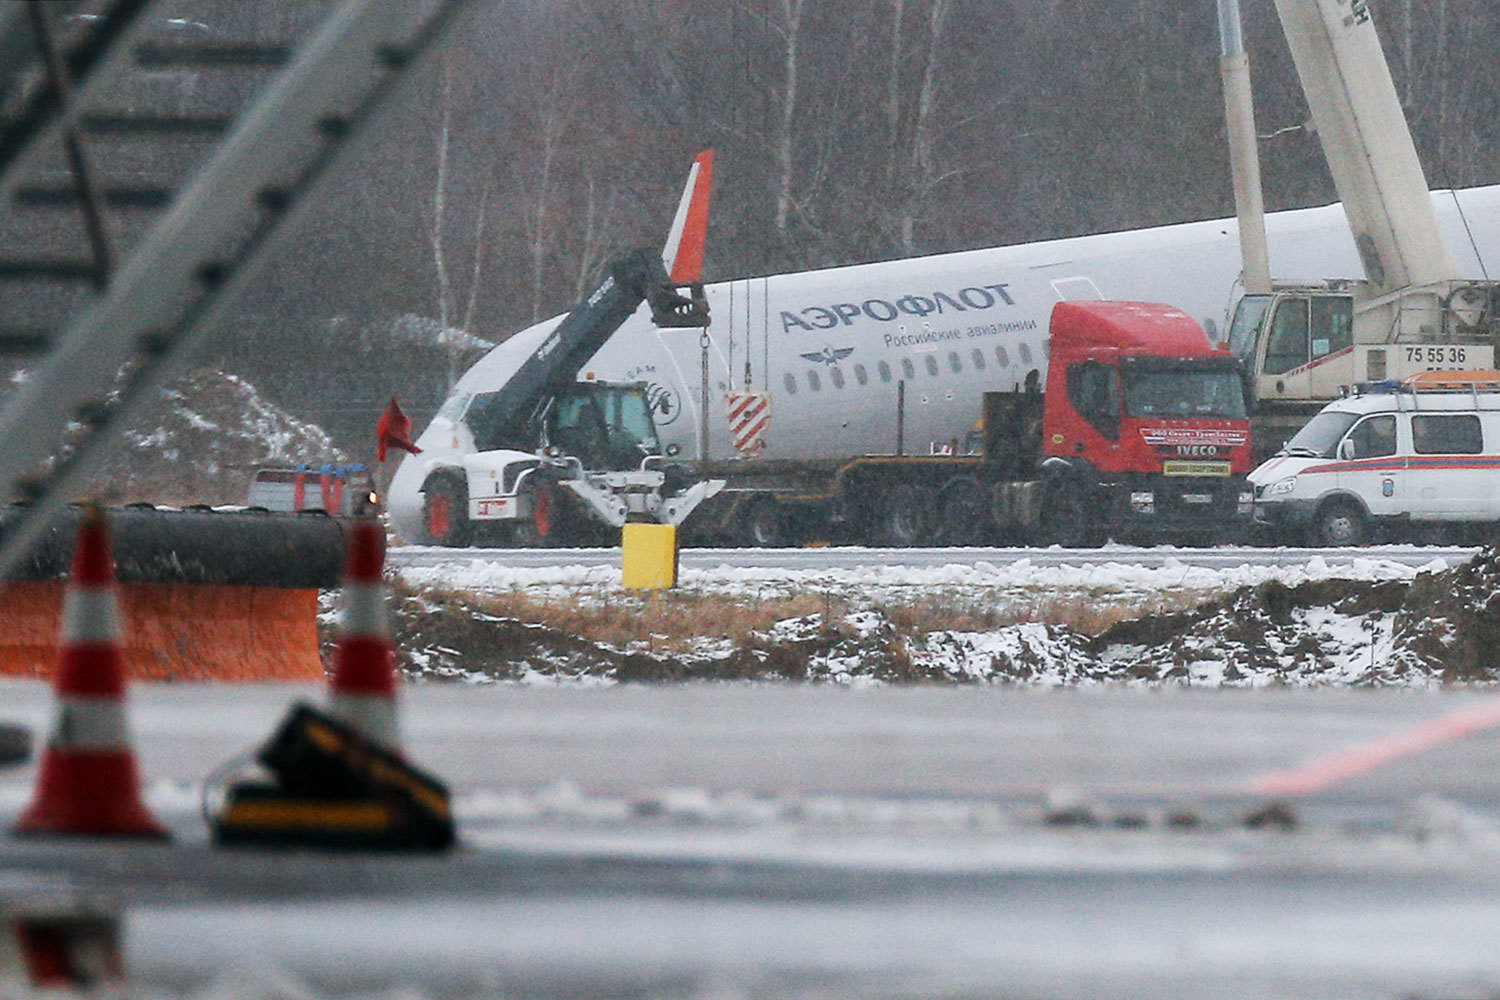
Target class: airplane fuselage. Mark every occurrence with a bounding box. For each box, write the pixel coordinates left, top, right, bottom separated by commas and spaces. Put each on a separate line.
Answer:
388, 187, 1500, 541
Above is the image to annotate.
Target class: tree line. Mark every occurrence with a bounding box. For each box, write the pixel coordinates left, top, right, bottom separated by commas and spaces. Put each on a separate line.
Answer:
212, 0, 1500, 453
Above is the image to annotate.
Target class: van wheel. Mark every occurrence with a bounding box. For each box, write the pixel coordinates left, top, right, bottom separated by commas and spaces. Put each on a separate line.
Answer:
1314, 500, 1367, 547
741, 498, 784, 547
423, 476, 471, 547
880, 483, 936, 546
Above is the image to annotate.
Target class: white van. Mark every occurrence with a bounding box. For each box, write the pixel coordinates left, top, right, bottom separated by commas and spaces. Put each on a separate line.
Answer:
1249, 372, 1500, 545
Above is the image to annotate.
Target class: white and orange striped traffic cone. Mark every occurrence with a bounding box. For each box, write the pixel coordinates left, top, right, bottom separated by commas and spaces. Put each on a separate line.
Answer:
15, 506, 167, 838
326, 518, 400, 750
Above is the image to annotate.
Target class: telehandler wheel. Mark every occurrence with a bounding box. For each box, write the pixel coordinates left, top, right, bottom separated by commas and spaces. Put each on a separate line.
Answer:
423, 476, 471, 547
512, 481, 560, 548
1313, 499, 1368, 547
880, 483, 936, 547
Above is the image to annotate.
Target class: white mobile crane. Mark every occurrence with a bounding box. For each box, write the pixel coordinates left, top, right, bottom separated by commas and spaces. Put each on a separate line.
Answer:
408, 250, 724, 546
1218, 0, 1500, 452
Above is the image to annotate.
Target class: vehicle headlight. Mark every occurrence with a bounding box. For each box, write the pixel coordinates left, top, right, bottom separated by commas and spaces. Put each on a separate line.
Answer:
1130, 491, 1155, 514
1266, 476, 1298, 496
1238, 491, 1253, 505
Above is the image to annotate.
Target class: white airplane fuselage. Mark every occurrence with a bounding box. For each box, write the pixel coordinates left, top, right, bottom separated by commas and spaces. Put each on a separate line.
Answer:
388, 187, 1500, 541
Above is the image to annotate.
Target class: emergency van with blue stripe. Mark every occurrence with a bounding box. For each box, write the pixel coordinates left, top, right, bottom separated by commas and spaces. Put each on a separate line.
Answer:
1249, 371, 1500, 545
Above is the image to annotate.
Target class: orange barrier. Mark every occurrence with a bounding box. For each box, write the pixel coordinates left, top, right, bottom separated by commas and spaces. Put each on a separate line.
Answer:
15, 504, 168, 839
0, 582, 324, 682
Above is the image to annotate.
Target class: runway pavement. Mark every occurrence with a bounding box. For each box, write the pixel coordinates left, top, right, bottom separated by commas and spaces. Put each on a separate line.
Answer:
5, 682, 1500, 997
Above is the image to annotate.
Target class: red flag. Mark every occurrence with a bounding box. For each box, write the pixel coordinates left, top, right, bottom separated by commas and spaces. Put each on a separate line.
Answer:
376, 397, 422, 462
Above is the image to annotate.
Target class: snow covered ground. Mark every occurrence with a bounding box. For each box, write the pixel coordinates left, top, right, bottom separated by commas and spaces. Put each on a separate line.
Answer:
394, 546, 1456, 605
387, 547, 1488, 689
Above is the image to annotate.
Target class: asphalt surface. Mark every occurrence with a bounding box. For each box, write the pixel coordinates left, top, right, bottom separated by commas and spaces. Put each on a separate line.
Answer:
389, 543, 1476, 571
5, 682, 1500, 997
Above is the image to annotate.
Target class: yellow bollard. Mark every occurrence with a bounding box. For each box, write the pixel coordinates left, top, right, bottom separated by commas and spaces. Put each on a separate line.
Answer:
621, 523, 678, 590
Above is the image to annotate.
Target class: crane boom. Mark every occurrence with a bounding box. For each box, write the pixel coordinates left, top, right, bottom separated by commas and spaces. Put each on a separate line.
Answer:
464, 249, 706, 453
1271, 0, 1458, 292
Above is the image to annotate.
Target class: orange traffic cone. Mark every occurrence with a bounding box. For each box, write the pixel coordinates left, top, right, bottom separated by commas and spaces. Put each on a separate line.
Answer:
15, 506, 167, 839
326, 518, 400, 750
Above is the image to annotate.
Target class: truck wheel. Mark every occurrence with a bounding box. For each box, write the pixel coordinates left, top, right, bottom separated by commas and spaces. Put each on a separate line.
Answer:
880, 483, 936, 546
1043, 480, 1105, 547
937, 477, 987, 546
1313, 500, 1367, 547
741, 498, 784, 547
423, 477, 471, 547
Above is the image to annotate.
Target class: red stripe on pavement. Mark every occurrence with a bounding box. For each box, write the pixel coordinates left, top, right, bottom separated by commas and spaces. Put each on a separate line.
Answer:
1251, 696, 1500, 797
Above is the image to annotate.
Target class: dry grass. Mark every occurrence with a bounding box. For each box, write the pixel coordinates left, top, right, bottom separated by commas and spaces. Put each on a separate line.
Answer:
392, 580, 1226, 648
395, 582, 835, 653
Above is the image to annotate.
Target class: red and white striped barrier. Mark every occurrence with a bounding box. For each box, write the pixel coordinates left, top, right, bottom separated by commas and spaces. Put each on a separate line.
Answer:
14, 506, 166, 839
326, 518, 400, 751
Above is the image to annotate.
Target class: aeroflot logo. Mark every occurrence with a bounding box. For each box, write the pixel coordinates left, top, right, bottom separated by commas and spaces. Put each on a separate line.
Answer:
780, 283, 1015, 334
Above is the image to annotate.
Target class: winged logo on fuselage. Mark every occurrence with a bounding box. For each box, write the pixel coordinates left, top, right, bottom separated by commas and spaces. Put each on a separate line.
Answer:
799, 346, 855, 366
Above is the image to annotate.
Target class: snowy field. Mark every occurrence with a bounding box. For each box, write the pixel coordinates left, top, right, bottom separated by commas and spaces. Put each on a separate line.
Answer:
393, 545, 1460, 605
388, 547, 1482, 689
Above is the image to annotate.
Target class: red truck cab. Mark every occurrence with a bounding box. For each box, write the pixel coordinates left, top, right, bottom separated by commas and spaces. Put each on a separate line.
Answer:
1041, 301, 1254, 541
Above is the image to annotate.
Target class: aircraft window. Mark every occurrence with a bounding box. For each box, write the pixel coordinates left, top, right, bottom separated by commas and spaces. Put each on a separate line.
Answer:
971, 349, 986, 371
1019, 343, 1033, 365
902, 358, 916, 379
783, 373, 797, 395
878, 361, 892, 383
925, 356, 940, 377
948, 351, 962, 373
996, 346, 1010, 368
807, 369, 822, 391
831, 367, 846, 389
1412, 414, 1482, 454
854, 364, 869, 386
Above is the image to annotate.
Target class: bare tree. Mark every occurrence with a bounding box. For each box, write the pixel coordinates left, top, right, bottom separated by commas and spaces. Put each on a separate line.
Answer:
519, 67, 575, 322
900, 0, 949, 254
772, 0, 806, 239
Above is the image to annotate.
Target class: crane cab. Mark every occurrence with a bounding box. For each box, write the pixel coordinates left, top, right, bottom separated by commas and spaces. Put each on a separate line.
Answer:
543, 381, 669, 472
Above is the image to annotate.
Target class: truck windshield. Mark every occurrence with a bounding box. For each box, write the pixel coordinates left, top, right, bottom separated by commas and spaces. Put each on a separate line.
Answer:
1227, 295, 1272, 363
1122, 369, 1246, 419
1281, 410, 1359, 458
